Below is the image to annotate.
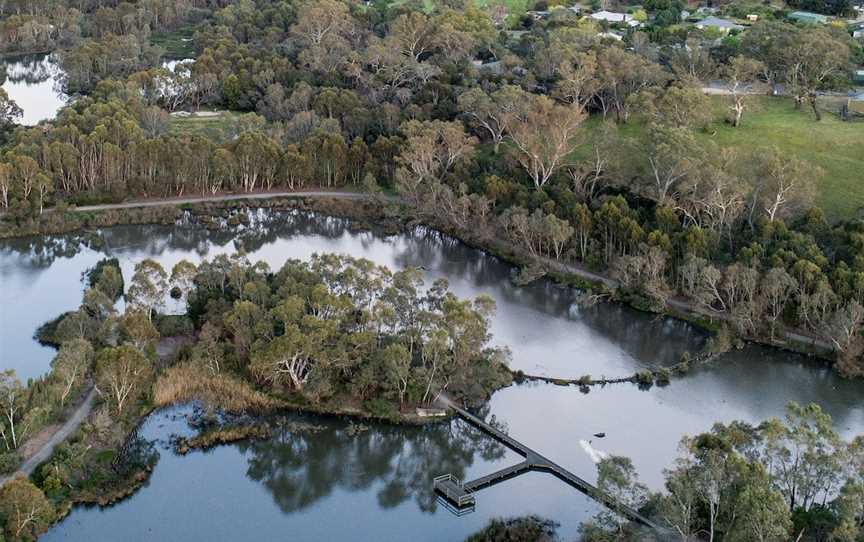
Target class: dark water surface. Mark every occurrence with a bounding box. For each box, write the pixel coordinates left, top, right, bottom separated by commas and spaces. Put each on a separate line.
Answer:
0, 210, 860, 541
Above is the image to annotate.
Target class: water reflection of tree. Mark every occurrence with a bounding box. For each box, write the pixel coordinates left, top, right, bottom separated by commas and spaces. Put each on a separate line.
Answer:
4, 210, 703, 367
238, 410, 506, 515
0, 234, 93, 271
3, 55, 57, 85
394, 228, 705, 367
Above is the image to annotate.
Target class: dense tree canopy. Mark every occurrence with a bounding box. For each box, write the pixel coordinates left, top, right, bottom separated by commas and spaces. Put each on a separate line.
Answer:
186, 253, 511, 406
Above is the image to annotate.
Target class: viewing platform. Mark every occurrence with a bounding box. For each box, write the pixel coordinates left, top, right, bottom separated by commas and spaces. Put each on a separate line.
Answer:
433, 474, 475, 515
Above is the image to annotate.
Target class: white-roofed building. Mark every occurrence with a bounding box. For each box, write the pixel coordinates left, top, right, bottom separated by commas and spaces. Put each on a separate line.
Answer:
589, 10, 642, 27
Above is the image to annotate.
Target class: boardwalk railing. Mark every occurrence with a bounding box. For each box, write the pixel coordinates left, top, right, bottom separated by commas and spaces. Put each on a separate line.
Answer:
433, 474, 475, 507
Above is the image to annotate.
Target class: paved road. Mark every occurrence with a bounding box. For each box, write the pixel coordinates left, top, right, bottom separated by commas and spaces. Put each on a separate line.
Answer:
0, 388, 96, 488
72, 190, 370, 213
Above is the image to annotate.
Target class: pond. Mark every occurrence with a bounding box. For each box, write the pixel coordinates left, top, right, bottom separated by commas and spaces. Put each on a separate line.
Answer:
1, 54, 68, 126
0, 210, 861, 540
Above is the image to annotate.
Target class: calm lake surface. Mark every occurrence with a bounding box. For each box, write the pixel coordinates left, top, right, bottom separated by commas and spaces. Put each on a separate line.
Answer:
0, 210, 861, 541
1, 54, 67, 126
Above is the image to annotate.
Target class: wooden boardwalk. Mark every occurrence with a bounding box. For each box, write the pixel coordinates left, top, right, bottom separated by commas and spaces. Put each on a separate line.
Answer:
434, 399, 660, 531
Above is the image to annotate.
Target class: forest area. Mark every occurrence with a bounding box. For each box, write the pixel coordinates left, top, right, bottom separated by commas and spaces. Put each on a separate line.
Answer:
0, 0, 861, 378
0, 0, 863, 539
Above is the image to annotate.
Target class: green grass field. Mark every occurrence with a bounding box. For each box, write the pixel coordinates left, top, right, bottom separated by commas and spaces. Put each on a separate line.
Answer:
150, 27, 197, 60
583, 96, 864, 221
709, 97, 863, 221
381, 0, 531, 17
473, 0, 531, 15
168, 111, 245, 142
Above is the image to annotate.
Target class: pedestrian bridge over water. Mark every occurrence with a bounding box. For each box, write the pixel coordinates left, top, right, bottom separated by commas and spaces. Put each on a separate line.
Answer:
433, 398, 659, 531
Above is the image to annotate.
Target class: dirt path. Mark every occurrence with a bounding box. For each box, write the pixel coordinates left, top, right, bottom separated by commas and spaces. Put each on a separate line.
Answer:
0, 338, 189, 489
72, 190, 369, 213
547, 258, 832, 352
0, 388, 96, 488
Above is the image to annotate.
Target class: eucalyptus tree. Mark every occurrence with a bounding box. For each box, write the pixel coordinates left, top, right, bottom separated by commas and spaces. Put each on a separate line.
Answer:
0, 88, 21, 145
502, 94, 585, 189
0, 371, 28, 450
724, 56, 765, 127
126, 259, 168, 322
51, 339, 94, 407
0, 477, 55, 541
94, 345, 153, 416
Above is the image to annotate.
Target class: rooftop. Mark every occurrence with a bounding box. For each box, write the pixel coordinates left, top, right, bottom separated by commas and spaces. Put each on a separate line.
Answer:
588, 10, 641, 27
695, 16, 745, 30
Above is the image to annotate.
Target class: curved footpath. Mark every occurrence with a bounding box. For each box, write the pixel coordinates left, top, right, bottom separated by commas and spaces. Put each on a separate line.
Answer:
72, 190, 369, 212
0, 388, 96, 488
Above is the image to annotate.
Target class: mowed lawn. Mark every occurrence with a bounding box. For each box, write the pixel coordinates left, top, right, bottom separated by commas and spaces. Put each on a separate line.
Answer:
168, 111, 244, 142
709, 97, 864, 221
385, 0, 530, 16
582, 96, 864, 221
473, 0, 530, 15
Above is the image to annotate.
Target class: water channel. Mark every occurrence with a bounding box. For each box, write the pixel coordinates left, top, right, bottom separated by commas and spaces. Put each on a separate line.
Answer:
0, 209, 861, 540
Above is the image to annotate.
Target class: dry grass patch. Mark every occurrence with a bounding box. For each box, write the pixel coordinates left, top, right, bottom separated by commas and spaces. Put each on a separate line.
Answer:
154, 363, 280, 413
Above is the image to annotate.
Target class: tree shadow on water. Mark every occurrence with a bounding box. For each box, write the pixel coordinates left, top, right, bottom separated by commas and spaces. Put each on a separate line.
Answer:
238, 410, 506, 516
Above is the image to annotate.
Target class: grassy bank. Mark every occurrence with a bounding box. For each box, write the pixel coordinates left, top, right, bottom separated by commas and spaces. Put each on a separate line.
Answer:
174, 424, 272, 455
581, 95, 864, 221
710, 97, 864, 221
153, 363, 283, 414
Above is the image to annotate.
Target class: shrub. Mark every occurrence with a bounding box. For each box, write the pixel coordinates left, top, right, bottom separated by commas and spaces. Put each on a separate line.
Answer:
707, 325, 735, 354
635, 370, 654, 385
364, 398, 398, 419
0, 452, 19, 475
466, 515, 559, 542
155, 314, 194, 337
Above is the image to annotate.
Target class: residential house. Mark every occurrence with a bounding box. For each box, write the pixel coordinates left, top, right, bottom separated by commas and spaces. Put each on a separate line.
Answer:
526, 10, 550, 20
589, 10, 641, 27
695, 16, 745, 32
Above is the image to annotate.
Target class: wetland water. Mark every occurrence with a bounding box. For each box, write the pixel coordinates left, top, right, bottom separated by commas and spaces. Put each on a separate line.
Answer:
1, 54, 67, 125
0, 210, 861, 540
